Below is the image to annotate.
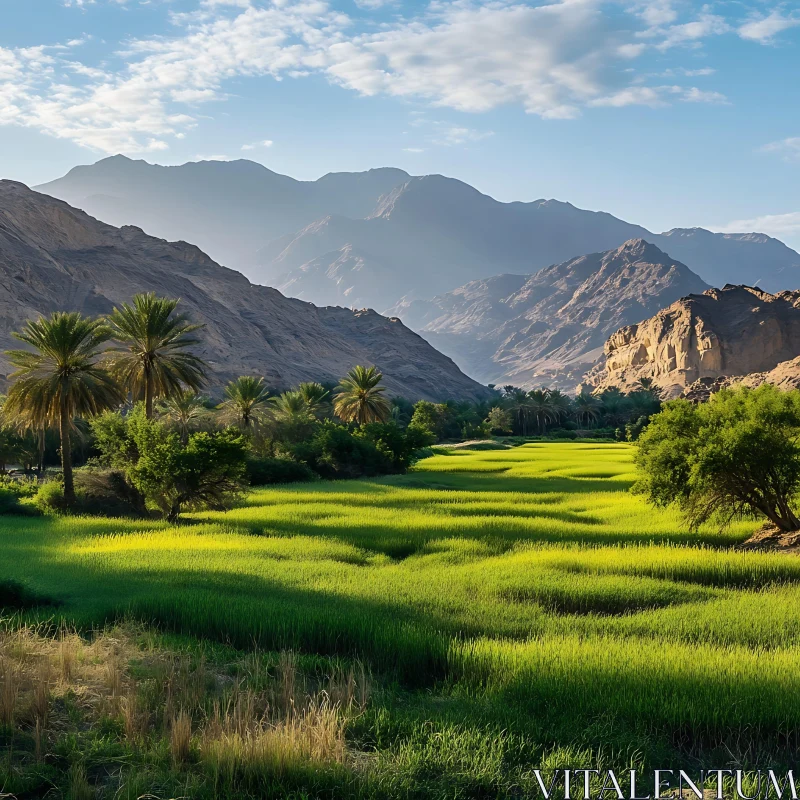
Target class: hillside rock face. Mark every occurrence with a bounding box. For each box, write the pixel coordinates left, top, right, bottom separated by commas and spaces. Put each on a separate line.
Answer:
37, 157, 800, 312
387, 239, 708, 389
0, 180, 488, 402
588, 285, 800, 396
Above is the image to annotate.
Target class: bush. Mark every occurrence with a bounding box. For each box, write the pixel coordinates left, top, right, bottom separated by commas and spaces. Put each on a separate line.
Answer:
246, 456, 315, 486
0, 475, 39, 499
74, 468, 147, 518
292, 422, 392, 479
35, 481, 68, 514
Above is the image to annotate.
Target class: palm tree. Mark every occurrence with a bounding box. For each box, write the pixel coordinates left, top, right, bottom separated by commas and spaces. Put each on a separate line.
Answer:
527, 388, 556, 434
548, 389, 573, 427
220, 376, 272, 431
573, 392, 600, 428
334, 365, 391, 424
106, 293, 207, 418
158, 389, 207, 445
297, 382, 330, 418
504, 388, 531, 435
5, 312, 123, 505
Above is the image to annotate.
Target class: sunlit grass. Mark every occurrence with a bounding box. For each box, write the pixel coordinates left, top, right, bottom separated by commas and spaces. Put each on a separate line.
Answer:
1, 441, 798, 775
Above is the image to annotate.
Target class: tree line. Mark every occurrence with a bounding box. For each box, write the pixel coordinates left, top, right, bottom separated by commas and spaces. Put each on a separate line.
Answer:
0, 295, 430, 519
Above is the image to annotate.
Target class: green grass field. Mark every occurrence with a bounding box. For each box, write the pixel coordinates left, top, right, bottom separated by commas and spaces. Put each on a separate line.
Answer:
2, 442, 800, 798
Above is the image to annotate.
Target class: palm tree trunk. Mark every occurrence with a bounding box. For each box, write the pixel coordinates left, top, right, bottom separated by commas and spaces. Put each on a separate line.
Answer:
59, 394, 75, 507
37, 428, 45, 476
145, 370, 154, 419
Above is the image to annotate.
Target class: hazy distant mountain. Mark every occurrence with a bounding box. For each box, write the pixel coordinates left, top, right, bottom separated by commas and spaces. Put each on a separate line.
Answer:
37, 157, 800, 313
387, 239, 710, 389
0, 180, 488, 402
36, 155, 411, 269
264, 176, 799, 309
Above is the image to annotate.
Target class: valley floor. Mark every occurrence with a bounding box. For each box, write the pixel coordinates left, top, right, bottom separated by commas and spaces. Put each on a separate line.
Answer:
1, 443, 799, 798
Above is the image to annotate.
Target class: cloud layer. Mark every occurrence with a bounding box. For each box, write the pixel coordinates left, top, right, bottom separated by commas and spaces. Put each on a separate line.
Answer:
0, 0, 795, 154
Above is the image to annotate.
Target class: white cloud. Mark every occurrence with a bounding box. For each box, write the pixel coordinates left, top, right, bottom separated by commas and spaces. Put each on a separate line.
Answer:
403, 147, 424, 153
761, 137, 800, 161
715, 212, 800, 238
0, 0, 772, 153
241, 139, 274, 150
433, 126, 494, 146
590, 83, 727, 107
739, 11, 800, 43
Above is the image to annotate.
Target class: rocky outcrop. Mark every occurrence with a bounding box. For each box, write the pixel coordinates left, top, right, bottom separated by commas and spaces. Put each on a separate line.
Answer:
588, 285, 800, 396
0, 180, 489, 402
386, 239, 708, 389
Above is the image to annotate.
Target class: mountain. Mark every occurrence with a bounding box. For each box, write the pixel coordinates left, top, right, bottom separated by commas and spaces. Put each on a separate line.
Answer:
35, 156, 411, 269
37, 158, 800, 313
587, 284, 800, 397
386, 239, 709, 389
0, 180, 488, 402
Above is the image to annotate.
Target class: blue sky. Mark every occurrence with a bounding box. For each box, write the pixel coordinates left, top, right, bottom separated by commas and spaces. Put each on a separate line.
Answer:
1, 0, 799, 248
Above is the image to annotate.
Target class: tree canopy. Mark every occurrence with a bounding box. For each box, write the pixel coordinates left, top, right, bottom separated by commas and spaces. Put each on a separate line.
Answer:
634, 384, 800, 533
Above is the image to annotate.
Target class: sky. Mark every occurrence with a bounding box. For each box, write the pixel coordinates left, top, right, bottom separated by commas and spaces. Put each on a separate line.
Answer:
0, 0, 799, 248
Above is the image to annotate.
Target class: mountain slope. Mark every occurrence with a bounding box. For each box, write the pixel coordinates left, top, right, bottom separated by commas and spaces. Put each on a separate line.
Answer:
387, 240, 709, 389
38, 158, 800, 312
35, 156, 411, 269
0, 180, 488, 402
588, 284, 800, 397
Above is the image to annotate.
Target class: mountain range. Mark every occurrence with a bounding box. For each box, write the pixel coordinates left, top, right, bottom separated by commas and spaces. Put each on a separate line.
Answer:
0, 180, 487, 402
37, 157, 800, 315
389, 239, 709, 389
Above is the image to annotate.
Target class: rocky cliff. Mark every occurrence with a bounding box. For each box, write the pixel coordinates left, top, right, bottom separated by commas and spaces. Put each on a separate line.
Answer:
0, 180, 488, 402
387, 239, 709, 389
588, 285, 800, 396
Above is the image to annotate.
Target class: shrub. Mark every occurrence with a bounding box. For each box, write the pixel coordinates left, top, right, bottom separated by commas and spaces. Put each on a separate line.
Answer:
292, 422, 392, 479
34, 481, 68, 514
74, 468, 148, 518
246, 456, 315, 486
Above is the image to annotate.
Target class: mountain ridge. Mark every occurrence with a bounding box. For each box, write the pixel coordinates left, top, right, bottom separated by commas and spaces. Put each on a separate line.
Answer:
387, 238, 710, 389
0, 179, 488, 402
36, 157, 800, 314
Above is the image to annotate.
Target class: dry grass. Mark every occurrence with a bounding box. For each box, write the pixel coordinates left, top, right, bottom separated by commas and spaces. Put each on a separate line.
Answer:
0, 622, 370, 796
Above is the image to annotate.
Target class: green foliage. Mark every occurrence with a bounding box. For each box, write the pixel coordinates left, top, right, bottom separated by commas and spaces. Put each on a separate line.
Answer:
635, 385, 800, 532
34, 481, 67, 514
291, 421, 392, 479
333, 365, 391, 424
106, 292, 207, 416
360, 420, 435, 471
92, 405, 249, 520
245, 456, 316, 485
485, 405, 512, 434
3, 442, 798, 790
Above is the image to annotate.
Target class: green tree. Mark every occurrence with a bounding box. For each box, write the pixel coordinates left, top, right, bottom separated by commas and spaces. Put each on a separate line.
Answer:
574, 392, 601, 427
527, 389, 555, 434
220, 376, 272, 431
485, 406, 512, 434
634, 385, 800, 532
93, 405, 248, 522
503, 388, 531, 435
107, 293, 207, 418
158, 389, 207, 445
271, 390, 318, 443
297, 382, 330, 419
5, 312, 123, 506
334, 365, 391, 424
